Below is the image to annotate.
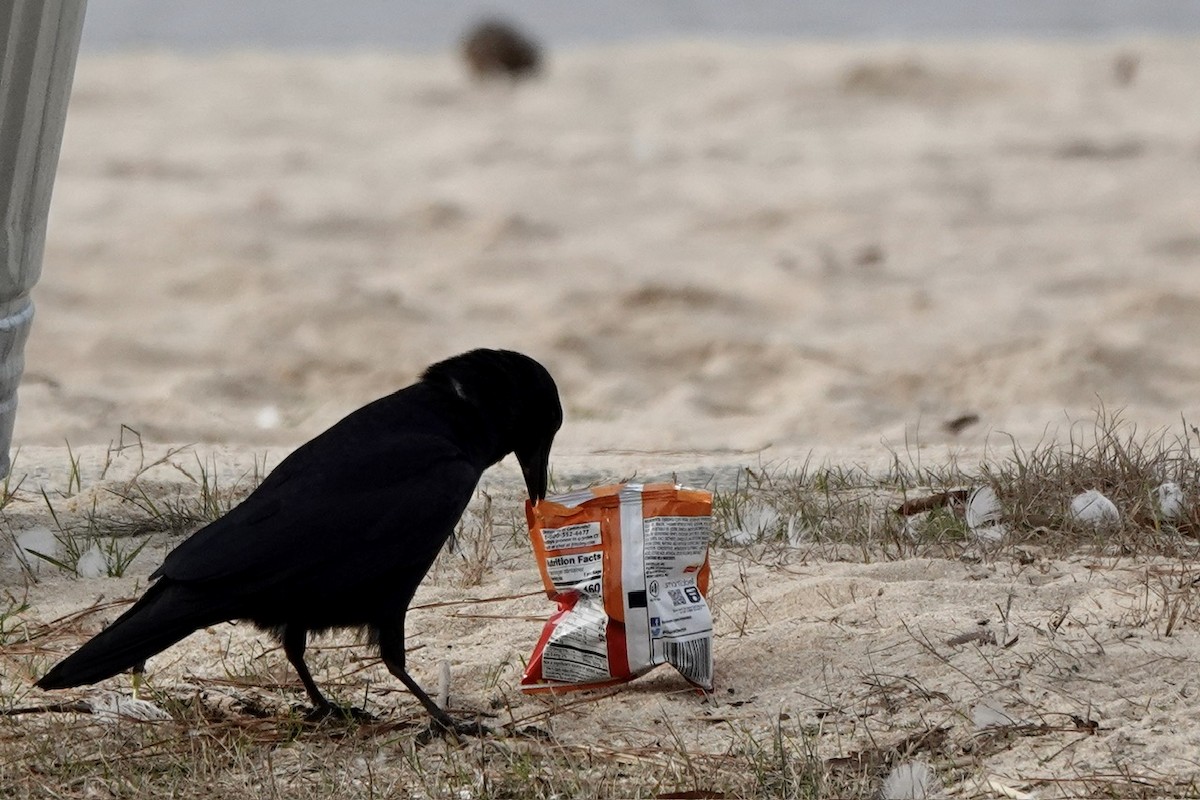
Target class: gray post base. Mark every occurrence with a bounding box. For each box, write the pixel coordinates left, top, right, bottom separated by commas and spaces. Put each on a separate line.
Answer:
0, 1, 87, 477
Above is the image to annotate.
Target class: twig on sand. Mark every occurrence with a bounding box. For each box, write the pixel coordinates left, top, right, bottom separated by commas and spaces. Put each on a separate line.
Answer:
894, 489, 970, 517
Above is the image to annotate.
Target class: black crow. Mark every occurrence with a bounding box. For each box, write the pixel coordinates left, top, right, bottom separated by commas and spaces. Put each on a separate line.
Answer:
36, 349, 562, 733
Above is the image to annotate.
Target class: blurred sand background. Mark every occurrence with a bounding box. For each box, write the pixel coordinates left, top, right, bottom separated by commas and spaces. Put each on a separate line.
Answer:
17, 38, 1200, 465
5, 10, 1200, 794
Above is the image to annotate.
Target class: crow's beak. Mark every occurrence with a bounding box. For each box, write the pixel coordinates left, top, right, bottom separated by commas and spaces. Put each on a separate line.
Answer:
517, 441, 550, 505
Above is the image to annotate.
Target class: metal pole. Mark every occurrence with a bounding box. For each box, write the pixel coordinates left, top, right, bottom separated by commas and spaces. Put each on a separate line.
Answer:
0, 1, 87, 477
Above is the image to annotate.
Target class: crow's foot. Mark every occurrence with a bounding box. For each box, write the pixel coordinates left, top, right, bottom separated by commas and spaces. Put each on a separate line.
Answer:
303, 702, 378, 723
415, 716, 491, 745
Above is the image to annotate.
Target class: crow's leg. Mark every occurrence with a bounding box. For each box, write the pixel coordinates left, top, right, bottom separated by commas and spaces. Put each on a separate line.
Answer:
377, 620, 488, 738
282, 625, 327, 708
131, 660, 146, 700
282, 624, 373, 721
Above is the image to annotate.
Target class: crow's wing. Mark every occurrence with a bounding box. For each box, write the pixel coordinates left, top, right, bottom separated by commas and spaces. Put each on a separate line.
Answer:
154, 431, 480, 595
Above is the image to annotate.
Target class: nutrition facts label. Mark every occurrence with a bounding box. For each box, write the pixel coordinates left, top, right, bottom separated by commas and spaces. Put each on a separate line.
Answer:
544, 550, 604, 593
540, 596, 611, 684
523, 483, 714, 692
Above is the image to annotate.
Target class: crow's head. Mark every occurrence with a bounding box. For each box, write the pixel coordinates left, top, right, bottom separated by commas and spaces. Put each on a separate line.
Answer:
423, 349, 562, 503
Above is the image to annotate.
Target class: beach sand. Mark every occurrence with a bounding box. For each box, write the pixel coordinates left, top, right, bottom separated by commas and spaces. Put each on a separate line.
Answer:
25, 38, 1200, 456
4, 39, 1200, 793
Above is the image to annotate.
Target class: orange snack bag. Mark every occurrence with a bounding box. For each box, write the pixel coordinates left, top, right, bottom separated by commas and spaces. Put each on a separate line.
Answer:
521, 483, 713, 693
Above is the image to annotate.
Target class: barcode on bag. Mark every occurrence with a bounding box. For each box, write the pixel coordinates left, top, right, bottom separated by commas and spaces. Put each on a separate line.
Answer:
662, 636, 712, 688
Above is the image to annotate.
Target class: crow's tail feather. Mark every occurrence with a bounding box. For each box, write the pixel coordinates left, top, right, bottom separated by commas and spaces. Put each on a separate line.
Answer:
36, 583, 226, 690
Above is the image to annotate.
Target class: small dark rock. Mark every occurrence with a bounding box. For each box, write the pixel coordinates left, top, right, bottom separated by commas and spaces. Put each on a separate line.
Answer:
943, 413, 980, 435
1112, 52, 1139, 87
461, 19, 542, 81
854, 243, 885, 267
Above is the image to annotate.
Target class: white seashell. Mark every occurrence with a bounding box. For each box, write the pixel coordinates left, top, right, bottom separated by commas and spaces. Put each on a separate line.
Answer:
785, 515, 809, 547
727, 504, 779, 544
1070, 490, 1119, 526
882, 761, 942, 799
75, 543, 107, 579
87, 692, 171, 723
255, 405, 281, 429
984, 777, 1037, 800
972, 702, 1024, 729
726, 527, 757, 545
10, 527, 58, 574
902, 515, 922, 540
966, 486, 1007, 542
1156, 482, 1185, 521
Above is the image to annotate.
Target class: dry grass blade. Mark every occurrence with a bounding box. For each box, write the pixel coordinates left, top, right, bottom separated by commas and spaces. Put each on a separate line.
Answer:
409, 590, 543, 610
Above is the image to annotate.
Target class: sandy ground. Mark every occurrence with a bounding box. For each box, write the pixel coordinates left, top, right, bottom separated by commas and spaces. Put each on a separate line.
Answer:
6, 444, 1200, 794
3, 38, 1200, 794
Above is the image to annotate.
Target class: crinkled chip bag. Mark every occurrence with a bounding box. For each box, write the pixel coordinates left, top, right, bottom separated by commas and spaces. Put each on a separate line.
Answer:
521, 482, 714, 693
